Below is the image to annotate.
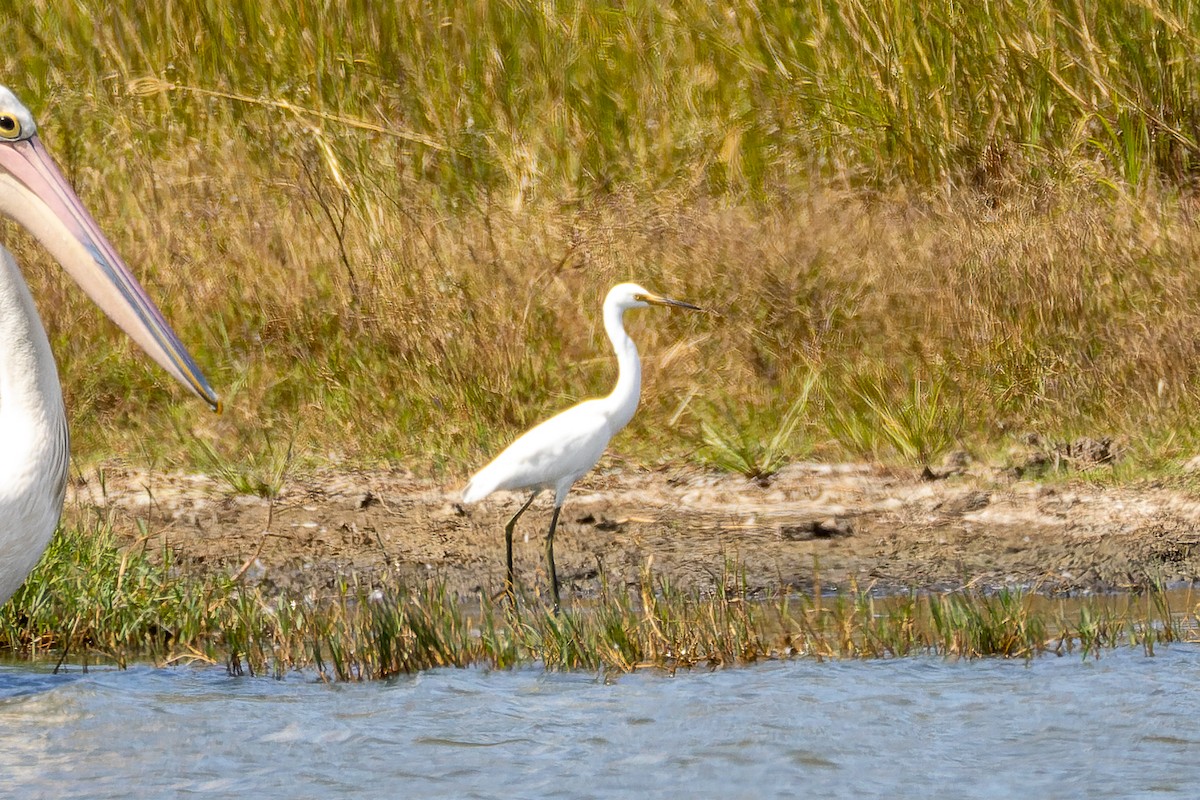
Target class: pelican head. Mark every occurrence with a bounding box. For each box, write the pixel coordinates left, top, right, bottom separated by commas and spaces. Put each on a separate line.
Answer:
0, 86, 219, 410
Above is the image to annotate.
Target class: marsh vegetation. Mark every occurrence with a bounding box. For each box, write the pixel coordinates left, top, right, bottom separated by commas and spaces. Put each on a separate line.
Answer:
5, 2, 1200, 670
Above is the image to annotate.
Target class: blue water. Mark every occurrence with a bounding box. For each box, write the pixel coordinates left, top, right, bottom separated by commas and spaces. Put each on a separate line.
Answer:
1, 646, 1198, 798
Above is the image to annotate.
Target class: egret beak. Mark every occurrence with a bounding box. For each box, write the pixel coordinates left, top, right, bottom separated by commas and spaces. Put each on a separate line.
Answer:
0, 134, 220, 411
637, 292, 703, 312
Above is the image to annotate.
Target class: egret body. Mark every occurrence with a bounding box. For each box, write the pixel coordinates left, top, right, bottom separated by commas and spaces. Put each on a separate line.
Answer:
0, 86, 218, 605
463, 282, 700, 608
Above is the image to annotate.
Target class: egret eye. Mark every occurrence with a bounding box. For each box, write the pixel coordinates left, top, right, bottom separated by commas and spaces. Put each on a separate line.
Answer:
0, 113, 19, 140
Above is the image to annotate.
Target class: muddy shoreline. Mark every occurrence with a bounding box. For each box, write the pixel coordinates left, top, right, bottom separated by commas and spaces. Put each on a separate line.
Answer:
65, 462, 1200, 600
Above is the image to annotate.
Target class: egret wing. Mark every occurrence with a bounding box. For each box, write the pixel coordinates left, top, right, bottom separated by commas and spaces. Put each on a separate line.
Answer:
465, 400, 614, 500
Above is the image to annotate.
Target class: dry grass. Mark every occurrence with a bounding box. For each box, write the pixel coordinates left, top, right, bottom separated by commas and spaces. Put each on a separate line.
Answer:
21, 184, 1200, 478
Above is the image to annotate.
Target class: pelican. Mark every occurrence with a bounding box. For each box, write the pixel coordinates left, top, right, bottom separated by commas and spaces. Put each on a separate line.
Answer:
0, 86, 218, 605
462, 282, 701, 609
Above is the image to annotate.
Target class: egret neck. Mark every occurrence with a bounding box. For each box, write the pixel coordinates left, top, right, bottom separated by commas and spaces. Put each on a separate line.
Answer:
600, 291, 642, 436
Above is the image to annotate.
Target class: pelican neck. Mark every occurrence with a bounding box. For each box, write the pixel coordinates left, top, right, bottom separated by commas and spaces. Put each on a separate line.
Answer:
0, 247, 63, 425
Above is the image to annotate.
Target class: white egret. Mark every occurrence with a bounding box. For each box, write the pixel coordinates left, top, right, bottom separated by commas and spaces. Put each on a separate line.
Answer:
0, 86, 218, 605
462, 282, 701, 608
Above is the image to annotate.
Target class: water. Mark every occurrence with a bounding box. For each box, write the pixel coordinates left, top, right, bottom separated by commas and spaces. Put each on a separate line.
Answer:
1, 646, 1198, 798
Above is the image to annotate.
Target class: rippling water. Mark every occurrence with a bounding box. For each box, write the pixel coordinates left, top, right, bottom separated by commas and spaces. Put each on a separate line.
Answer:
2, 646, 1198, 798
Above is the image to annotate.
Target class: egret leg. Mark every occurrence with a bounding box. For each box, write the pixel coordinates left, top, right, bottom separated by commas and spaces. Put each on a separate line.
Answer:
504, 493, 538, 602
545, 506, 563, 612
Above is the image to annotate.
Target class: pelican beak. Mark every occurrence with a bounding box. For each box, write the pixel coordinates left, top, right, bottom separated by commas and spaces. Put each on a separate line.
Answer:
0, 134, 220, 411
637, 292, 703, 312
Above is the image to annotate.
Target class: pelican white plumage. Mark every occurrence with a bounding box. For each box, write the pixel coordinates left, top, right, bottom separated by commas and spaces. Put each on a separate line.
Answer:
0, 86, 218, 605
463, 282, 701, 608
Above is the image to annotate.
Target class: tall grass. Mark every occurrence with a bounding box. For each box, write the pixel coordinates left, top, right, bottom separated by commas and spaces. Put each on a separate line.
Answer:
2, 3, 1200, 476
9, 1, 1200, 192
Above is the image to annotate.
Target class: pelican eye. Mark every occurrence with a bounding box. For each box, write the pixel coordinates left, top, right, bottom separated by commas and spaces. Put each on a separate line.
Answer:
0, 114, 19, 140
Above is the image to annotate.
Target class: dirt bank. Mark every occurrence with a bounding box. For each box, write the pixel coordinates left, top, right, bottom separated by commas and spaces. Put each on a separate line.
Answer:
64, 460, 1200, 600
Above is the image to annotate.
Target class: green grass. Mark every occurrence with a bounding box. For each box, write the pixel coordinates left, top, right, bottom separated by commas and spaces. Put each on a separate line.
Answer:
2, 521, 1193, 678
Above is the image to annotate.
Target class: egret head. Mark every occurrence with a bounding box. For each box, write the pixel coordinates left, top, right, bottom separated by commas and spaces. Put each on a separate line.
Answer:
607, 282, 702, 313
